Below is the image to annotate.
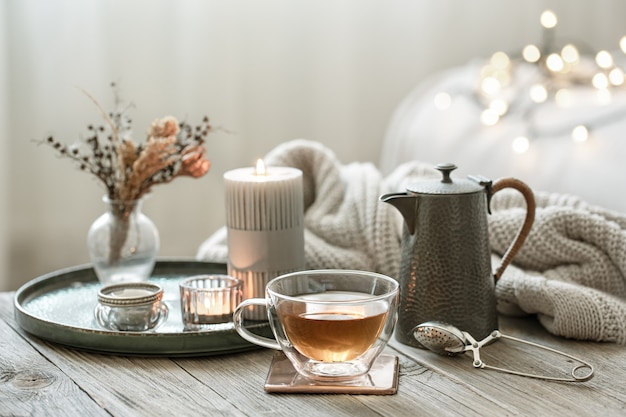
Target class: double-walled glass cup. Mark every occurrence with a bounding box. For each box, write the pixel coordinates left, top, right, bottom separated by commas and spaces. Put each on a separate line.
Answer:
233, 270, 399, 381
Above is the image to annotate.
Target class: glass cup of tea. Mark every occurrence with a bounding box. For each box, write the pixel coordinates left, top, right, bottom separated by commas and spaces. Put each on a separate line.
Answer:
233, 269, 399, 381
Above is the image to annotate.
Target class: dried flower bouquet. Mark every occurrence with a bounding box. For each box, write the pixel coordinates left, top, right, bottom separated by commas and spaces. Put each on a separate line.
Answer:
41, 83, 213, 266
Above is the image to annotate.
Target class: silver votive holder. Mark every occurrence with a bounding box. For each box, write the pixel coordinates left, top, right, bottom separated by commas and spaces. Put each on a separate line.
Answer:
179, 275, 243, 330
94, 282, 168, 332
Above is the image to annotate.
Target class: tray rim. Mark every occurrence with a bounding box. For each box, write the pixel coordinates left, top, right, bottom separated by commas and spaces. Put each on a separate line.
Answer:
13, 258, 270, 357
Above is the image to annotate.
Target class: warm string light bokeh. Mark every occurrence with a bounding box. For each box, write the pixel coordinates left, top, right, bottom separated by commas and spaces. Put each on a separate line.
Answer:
434, 9, 626, 154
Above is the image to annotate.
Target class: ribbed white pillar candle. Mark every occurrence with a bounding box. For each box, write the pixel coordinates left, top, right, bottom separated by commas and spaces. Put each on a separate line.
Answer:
224, 160, 304, 319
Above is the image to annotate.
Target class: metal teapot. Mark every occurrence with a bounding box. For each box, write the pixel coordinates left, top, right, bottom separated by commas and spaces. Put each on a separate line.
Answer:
381, 163, 536, 347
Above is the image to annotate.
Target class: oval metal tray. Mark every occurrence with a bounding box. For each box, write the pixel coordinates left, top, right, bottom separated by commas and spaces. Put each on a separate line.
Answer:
14, 259, 270, 356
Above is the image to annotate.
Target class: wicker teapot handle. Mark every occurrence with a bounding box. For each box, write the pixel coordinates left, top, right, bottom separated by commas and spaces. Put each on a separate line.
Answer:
491, 178, 536, 282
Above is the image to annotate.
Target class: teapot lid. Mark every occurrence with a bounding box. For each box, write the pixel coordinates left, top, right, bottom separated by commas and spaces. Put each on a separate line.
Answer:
406, 163, 487, 195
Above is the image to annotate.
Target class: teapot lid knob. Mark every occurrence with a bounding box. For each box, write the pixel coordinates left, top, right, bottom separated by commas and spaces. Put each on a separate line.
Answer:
406, 162, 484, 194
436, 163, 457, 183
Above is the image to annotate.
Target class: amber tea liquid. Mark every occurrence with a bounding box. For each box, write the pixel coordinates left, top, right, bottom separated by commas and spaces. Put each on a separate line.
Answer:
278, 291, 388, 362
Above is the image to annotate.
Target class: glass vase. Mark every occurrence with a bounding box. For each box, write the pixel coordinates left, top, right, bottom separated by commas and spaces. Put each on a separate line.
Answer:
87, 196, 160, 285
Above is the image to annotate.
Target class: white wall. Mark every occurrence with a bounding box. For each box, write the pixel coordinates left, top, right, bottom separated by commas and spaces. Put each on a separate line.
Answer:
0, 0, 9, 290
2, 0, 625, 290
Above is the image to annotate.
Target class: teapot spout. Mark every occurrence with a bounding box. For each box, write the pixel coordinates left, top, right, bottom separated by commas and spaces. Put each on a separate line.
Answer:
380, 192, 418, 234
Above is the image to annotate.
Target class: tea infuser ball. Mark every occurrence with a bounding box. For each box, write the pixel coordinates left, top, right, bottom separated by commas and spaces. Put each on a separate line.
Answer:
413, 321, 466, 355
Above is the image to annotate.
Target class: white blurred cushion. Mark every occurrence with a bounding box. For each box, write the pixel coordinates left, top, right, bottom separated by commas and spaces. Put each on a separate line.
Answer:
380, 60, 626, 213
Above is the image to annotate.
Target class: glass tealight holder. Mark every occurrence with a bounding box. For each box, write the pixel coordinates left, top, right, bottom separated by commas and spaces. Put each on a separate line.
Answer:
94, 282, 169, 332
179, 275, 243, 330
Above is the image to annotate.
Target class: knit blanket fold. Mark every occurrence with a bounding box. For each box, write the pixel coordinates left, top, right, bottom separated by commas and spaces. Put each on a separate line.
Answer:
197, 139, 626, 344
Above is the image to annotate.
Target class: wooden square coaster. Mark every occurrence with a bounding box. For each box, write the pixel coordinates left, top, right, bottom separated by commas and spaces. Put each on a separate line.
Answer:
264, 352, 399, 395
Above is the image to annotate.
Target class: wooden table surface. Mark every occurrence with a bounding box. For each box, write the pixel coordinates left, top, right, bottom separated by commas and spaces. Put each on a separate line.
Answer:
1, 290, 624, 417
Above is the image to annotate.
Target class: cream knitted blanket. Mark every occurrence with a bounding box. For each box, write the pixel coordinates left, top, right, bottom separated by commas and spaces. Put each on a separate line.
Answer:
197, 139, 626, 344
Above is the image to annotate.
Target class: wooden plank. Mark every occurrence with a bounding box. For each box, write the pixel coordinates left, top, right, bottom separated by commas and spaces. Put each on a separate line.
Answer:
2, 292, 248, 416
2, 288, 388, 416
0, 317, 110, 416
12, 343, 256, 417
175, 350, 386, 417
175, 345, 517, 417
2, 290, 625, 417
355, 352, 514, 417
2, 291, 502, 417
390, 315, 626, 417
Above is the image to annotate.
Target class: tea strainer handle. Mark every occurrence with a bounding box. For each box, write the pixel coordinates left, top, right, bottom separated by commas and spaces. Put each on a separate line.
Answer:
461, 330, 594, 382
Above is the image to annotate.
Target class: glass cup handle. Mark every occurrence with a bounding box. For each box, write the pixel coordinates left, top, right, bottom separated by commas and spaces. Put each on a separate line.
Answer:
233, 298, 281, 350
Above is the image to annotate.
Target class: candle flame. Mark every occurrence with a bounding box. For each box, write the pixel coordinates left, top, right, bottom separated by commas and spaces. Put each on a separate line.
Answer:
255, 159, 266, 175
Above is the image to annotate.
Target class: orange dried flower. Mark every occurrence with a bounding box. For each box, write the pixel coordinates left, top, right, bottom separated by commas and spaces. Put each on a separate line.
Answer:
181, 145, 211, 178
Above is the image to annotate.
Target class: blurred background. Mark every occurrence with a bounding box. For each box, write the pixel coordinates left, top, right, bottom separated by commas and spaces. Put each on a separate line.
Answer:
1, 0, 625, 290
